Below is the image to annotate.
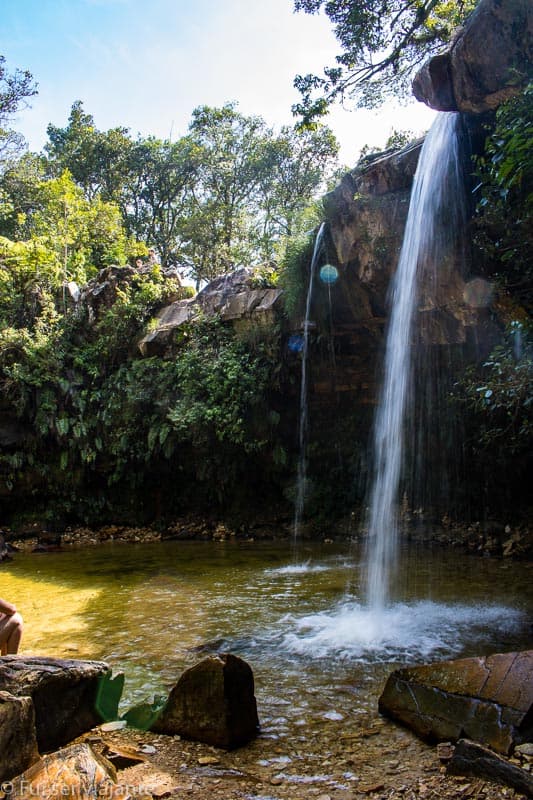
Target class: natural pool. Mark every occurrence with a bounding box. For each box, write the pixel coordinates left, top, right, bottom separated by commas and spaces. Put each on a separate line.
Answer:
1, 540, 531, 736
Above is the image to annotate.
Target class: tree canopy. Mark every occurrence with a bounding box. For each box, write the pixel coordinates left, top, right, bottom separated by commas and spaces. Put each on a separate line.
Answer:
292, 0, 477, 124
39, 100, 339, 283
0, 55, 37, 168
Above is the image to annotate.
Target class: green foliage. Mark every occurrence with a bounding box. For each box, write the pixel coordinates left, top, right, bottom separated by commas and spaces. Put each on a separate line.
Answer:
0, 153, 46, 240
458, 322, 532, 455
166, 322, 272, 449
180, 103, 274, 280
0, 265, 184, 507
71, 269, 177, 377
95, 672, 125, 722
45, 100, 132, 201
31, 170, 127, 283
91, 318, 280, 502
473, 84, 533, 311
0, 258, 284, 521
41, 101, 339, 284
0, 167, 130, 322
0, 301, 64, 415
278, 203, 325, 317
292, 0, 478, 124
452, 322, 532, 513
121, 696, 166, 731
256, 124, 339, 260
120, 134, 201, 269
0, 236, 62, 327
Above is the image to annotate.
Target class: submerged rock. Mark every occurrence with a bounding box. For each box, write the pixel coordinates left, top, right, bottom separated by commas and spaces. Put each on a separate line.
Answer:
378, 650, 533, 754
0, 656, 110, 752
151, 653, 259, 749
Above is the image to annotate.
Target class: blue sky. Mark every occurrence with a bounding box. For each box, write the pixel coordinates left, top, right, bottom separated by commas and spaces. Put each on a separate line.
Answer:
2, 0, 436, 167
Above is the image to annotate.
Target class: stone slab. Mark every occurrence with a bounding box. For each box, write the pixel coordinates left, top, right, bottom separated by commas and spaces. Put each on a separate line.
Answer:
378, 650, 533, 754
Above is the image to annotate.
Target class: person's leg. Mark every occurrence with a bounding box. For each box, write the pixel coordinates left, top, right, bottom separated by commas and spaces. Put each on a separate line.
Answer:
0, 611, 23, 654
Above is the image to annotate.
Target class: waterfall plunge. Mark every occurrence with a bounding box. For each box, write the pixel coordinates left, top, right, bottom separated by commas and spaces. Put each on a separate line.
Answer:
365, 113, 467, 611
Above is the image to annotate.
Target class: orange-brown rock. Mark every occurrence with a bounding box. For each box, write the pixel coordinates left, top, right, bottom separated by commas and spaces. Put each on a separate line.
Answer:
379, 650, 533, 754
8, 743, 134, 800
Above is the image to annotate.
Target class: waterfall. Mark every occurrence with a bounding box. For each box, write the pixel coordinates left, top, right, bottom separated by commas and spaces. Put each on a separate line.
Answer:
365, 113, 466, 611
294, 222, 326, 543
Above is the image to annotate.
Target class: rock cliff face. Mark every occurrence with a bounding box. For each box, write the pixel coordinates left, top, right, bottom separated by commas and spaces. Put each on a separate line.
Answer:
412, 0, 532, 113
306, 125, 497, 415
138, 268, 282, 357
303, 144, 420, 410
277, 0, 533, 518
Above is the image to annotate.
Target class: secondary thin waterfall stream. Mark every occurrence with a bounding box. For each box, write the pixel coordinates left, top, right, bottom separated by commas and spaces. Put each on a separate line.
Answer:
365, 112, 467, 611
294, 222, 326, 543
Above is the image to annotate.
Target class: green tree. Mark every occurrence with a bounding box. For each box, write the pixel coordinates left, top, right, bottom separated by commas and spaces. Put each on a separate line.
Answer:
0, 169, 129, 327
0, 54, 37, 169
45, 100, 132, 202
41, 101, 339, 284
0, 152, 46, 240
30, 170, 127, 284
256, 125, 339, 260
0, 236, 60, 327
180, 104, 271, 282
120, 135, 200, 269
292, 0, 477, 124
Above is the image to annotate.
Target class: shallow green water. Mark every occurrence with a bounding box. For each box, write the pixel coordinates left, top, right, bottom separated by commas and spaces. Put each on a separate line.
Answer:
1, 540, 531, 733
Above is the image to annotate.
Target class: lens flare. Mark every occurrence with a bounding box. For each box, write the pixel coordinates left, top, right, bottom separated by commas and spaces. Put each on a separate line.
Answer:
288, 334, 304, 353
319, 264, 338, 284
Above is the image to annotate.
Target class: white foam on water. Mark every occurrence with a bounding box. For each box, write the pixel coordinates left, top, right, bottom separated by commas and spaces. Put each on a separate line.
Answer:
279, 599, 525, 662
265, 561, 331, 575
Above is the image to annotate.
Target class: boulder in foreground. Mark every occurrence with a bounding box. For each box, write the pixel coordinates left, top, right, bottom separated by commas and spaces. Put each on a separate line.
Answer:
379, 650, 533, 754
151, 653, 259, 749
8, 743, 135, 800
0, 656, 110, 752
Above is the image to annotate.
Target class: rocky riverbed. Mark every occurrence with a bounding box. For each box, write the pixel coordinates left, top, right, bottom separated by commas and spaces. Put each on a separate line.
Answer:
80, 712, 532, 800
